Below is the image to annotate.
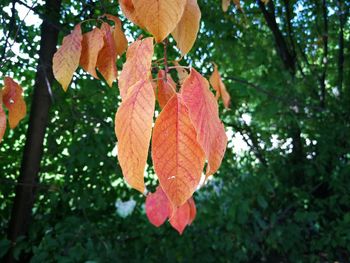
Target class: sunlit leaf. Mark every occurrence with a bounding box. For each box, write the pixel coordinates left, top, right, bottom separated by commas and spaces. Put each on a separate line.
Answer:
118, 37, 154, 99
145, 186, 171, 227
133, 0, 187, 42
105, 14, 128, 56
115, 80, 155, 193
181, 69, 227, 176
152, 94, 205, 206
172, 0, 201, 55
96, 23, 118, 87
80, 27, 104, 79
119, 0, 145, 28
53, 24, 82, 91
169, 200, 190, 234
2, 77, 26, 129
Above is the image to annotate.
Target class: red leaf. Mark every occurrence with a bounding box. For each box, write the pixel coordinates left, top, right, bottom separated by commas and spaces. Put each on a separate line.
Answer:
115, 80, 155, 193
152, 94, 205, 206
157, 70, 176, 109
0, 103, 6, 143
188, 197, 196, 225
2, 77, 26, 129
181, 68, 227, 176
145, 186, 171, 227
96, 23, 118, 87
169, 200, 190, 235
118, 37, 154, 99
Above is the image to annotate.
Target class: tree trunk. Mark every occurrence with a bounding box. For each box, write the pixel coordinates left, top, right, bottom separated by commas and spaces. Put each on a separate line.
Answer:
3, 0, 62, 262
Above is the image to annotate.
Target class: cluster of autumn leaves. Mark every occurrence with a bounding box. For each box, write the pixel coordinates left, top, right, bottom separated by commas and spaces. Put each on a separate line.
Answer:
53, 14, 128, 90
51, 0, 231, 234
0, 77, 26, 143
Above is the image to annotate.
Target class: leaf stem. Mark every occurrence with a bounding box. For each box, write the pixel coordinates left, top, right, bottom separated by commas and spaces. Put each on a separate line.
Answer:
163, 37, 169, 81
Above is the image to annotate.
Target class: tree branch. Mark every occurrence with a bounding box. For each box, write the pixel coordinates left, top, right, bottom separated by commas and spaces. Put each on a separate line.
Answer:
257, 0, 296, 75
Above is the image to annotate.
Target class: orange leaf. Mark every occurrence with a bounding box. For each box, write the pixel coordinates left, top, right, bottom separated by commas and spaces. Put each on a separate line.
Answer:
157, 70, 176, 109
105, 14, 128, 56
222, 0, 231, 12
172, 0, 201, 55
115, 80, 155, 193
145, 186, 171, 227
181, 69, 227, 176
0, 103, 6, 143
119, 37, 154, 99
53, 24, 82, 91
133, 0, 187, 42
2, 77, 26, 129
119, 0, 145, 28
209, 63, 231, 109
152, 94, 205, 206
169, 200, 190, 235
80, 27, 104, 79
96, 23, 118, 87
188, 197, 196, 225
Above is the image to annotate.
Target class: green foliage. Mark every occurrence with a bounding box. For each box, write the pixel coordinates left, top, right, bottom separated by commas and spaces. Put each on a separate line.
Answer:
1, 0, 350, 262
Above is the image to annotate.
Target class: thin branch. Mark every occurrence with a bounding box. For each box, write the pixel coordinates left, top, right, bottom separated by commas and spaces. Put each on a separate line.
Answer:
0, 0, 16, 63
224, 119, 268, 167
0, 0, 39, 70
163, 37, 169, 81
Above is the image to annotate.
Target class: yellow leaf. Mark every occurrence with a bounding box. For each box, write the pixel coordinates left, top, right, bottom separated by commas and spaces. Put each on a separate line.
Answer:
2, 77, 26, 129
53, 24, 82, 91
80, 27, 104, 79
118, 37, 154, 99
222, 0, 231, 12
96, 23, 118, 87
119, 0, 145, 28
209, 63, 231, 109
152, 94, 205, 206
133, 0, 187, 42
115, 80, 155, 193
172, 0, 201, 55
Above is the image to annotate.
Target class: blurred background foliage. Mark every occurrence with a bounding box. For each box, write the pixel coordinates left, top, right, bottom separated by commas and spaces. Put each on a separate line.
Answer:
0, 0, 350, 262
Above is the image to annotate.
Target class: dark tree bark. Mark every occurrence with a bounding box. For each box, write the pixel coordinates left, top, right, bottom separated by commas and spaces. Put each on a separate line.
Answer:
3, 0, 62, 262
258, 0, 296, 74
